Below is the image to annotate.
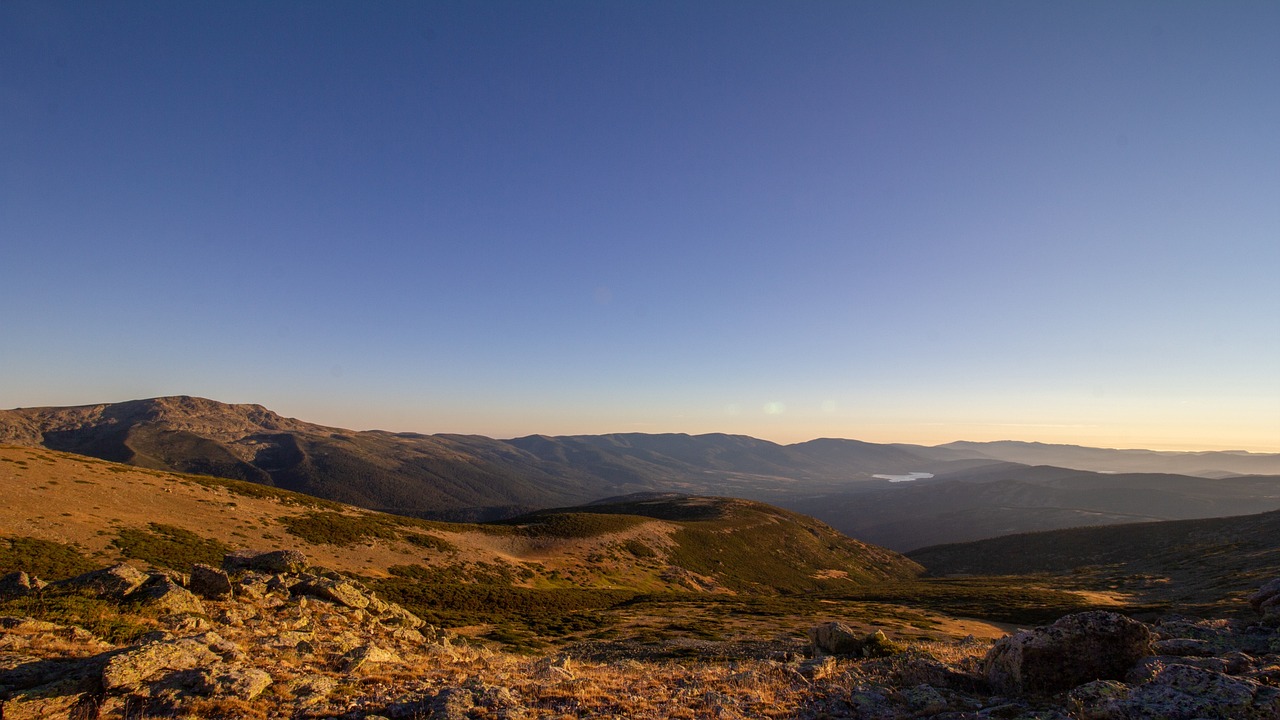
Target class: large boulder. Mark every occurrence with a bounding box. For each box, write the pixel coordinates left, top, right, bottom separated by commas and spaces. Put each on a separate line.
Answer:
222, 549, 308, 574
809, 621, 865, 656
189, 563, 234, 600
983, 611, 1154, 694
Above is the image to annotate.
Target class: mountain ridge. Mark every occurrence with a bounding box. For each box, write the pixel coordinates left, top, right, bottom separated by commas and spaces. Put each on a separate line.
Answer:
6, 396, 1280, 549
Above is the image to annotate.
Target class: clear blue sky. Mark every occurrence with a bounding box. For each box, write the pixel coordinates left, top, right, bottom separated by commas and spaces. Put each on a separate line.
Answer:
3, 1, 1278, 451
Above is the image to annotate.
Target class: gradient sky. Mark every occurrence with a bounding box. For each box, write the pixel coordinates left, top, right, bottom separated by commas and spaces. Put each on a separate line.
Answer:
3, 1, 1278, 451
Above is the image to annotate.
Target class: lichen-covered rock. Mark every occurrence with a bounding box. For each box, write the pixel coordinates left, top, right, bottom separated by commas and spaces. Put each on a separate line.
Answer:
0, 690, 99, 720
101, 637, 222, 691
222, 549, 308, 574
982, 611, 1153, 694
133, 576, 206, 616
809, 621, 865, 656
340, 644, 401, 671
896, 683, 949, 714
375, 601, 426, 629
63, 563, 149, 599
426, 687, 477, 720
1072, 662, 1280, 720
199, 664, 273, 700
285, 675, 337, 708
291, 575, 372, 609
189, 563, 234, 600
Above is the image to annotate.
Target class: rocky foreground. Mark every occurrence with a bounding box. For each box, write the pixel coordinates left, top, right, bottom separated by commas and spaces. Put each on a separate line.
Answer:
1, 553, 1279, 719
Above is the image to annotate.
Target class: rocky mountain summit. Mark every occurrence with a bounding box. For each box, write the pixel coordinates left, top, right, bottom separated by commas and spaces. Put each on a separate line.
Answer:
3, 548, 1279, 719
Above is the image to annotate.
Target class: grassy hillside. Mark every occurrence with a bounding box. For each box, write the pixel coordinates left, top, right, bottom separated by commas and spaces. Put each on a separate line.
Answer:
5, 445, 1064, 653
909, 508, 1280, 615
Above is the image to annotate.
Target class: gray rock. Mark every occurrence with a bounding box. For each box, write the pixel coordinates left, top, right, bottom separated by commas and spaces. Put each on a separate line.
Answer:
1152, 637, 1216, 656
63, 563, 149, 599
897, 683, 949, 714
982, 611, 1153, 694
427, 687, 476, 720
199, 664, 272, 701
189, 563, 234, 600
1073, 663, 1280, 720
285, 674, 336, 706
376, 601, 426, 629
339, 644, 400, 672
1067, 679, 1130, 720
1248, 578, 1280, 617
808, 621, 865, 656
222, 549, 308, 574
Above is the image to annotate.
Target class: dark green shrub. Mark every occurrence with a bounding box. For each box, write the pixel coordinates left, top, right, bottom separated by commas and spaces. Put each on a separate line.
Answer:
0, 536, 97, 580
0, 587, 158, 643
402, 532, 458, 553
279, 512, 402, 546
112, 523, 230, 570
622, 539, 657, 558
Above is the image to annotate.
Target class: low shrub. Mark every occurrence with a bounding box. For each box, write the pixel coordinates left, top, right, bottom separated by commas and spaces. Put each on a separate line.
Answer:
0, 536, 98, 580
112, 523, 230, 571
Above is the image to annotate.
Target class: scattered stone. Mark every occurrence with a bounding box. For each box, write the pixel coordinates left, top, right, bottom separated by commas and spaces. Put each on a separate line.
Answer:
799, 655, 837, 680
340, 643, 401, 671
200, 664, 273, 701
982, 611, 1153, 694
897, 683, 949, 714
222, 549, 308, 574
285, 674, 336, 707
427, 687, 476, 720
189, 563, 234, 600
862, 629, 905, 657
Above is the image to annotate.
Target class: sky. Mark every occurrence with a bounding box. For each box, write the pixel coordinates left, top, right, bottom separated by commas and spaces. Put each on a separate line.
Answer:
2, 1, 1278, 452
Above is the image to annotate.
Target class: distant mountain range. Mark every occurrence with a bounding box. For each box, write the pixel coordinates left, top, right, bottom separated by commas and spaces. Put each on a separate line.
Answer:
4, 396, 1280, 549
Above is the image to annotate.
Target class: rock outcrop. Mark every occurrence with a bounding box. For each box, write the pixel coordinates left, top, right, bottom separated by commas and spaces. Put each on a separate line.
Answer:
4, 557, 1280, 718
